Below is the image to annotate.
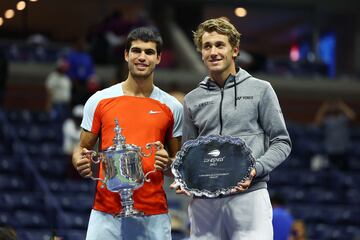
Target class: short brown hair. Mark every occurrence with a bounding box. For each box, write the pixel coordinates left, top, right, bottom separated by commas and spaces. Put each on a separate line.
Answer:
193, 17, 241, 52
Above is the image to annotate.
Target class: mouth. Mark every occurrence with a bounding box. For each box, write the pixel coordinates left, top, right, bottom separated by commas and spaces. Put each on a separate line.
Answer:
135, 63, 149, 70
209, 58, 222, 64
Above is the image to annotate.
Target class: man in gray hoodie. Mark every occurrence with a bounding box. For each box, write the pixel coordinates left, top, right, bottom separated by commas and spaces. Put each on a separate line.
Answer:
177, 17, 291, 240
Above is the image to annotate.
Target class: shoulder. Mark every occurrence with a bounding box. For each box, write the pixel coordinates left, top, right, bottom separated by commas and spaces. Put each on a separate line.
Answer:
152, 87, 183, 113
241, 77, 274, 99
84, 84, 123, 111
184, 86, 203, 103
89, 83, 122, 101
244, 76, 272, 89
235, 68, 272, 89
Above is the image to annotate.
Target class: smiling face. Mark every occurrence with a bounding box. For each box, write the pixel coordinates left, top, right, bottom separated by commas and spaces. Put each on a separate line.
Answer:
201, 31, 239, 79
125, 40, 161, 80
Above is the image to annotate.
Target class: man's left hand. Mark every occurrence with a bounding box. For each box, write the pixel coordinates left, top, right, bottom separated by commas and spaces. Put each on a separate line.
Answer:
230, 168, 256, 194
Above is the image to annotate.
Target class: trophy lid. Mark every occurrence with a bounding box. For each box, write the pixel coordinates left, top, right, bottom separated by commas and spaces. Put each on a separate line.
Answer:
106, 118, 139, 152
104, 118, 126, 151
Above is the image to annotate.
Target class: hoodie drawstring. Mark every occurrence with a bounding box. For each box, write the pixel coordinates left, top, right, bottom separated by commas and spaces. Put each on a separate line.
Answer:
234, 77, 237, 108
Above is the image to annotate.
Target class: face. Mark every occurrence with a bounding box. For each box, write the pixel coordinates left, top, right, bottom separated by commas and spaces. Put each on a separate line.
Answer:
201, 31, 239, 76
125, 40, 161, 79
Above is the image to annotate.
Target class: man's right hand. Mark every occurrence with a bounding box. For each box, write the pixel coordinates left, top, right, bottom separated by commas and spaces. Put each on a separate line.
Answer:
72, 130, 99, 178
73, 148, 93, 178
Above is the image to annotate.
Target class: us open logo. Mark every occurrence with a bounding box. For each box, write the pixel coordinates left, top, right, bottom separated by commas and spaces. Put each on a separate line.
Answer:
205, 149, 224, 166
207, 149, 220, 157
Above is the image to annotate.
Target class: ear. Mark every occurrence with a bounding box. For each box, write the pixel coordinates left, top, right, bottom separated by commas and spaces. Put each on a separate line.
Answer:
124, 50, 129, 62
232, 47, 239, 58
156, 53, 161, 65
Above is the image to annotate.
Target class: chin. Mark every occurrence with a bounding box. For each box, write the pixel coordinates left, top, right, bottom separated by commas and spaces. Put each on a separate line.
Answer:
208, 66, 224, 73
132, 71, 152, 79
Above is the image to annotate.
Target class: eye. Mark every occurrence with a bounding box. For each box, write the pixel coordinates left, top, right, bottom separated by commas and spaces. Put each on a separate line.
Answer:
215, 42, 225, 48
144, 49, 156, 55
131, 48, 141, 54
202, 44, 211, 50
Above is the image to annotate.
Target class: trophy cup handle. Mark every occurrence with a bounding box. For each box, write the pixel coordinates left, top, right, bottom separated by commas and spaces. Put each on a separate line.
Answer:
88, 150, 106, 187
141, 142, 162, 157
141, 142, 162, 182
144, 169, 156, 183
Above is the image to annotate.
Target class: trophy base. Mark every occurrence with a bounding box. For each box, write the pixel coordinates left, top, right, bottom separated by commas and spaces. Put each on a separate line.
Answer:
117, 189, 144, 218
116, 209, 144, 218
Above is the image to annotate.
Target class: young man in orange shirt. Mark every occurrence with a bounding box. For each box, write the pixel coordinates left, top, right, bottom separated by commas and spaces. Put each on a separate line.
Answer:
72, 27, 183, 240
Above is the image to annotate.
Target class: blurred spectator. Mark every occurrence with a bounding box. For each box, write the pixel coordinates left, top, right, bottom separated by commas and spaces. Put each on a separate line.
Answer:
89, 9, 158, 83
315, 99, 356, 171
27, 33, 49, 46
63, 104, 83, 155
89, 10, 133, 65
63, 104, 83, 179
66, 37, 96, 105
26, 33, 50, 62
0, 226, 17, 240
104, 11, 129, 53
271, 194, 294, 240
235, 50, 254, 70
45, 58, 72, 120
289, 220, 307, 240
88, 9, 155, 80
0, 49, 8, 107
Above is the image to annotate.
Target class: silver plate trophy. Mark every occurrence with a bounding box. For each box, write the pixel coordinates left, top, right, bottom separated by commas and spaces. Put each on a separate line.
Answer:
172, 135, 255, 198
89, 119, 160, 217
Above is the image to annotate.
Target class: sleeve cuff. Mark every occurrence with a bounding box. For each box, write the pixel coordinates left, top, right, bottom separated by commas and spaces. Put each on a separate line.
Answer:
255, 161, 264, 178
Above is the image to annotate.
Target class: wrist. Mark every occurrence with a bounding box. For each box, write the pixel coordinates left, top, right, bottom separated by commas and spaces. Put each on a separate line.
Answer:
163, 157, 175, 171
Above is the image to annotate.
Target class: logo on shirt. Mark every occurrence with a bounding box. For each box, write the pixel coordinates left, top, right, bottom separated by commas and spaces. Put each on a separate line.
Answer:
236, 96, 254, 101
148, 110, 162, 114
197, 101, 215, 108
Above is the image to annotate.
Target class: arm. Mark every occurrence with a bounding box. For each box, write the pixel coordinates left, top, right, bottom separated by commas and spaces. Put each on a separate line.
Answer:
233, 85, 291, 194
72, 129, 98, 178
255, 84, 292, 177
155, 97, 183, 176
337, 100, 356, 121
181, 98, 198, 144
315, 102, 331, 126
170, 97, 196, 195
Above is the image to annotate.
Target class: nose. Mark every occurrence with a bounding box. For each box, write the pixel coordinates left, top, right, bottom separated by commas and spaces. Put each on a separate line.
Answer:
210, 46, 217, 56
138, 51, 146, 61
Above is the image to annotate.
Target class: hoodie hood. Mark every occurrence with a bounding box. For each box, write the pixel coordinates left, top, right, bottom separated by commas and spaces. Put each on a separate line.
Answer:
199, 68, 252, 107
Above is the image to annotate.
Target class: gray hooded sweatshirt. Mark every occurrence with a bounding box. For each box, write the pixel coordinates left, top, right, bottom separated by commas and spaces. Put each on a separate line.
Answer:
182, 68, 291, 193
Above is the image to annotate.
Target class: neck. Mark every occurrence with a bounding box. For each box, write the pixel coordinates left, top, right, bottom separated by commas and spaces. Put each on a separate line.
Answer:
210, 64, 237, 87
122, 74, 154, 97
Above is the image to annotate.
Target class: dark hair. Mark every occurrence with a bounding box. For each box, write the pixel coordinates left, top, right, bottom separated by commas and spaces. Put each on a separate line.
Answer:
125, 27, 163, 55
